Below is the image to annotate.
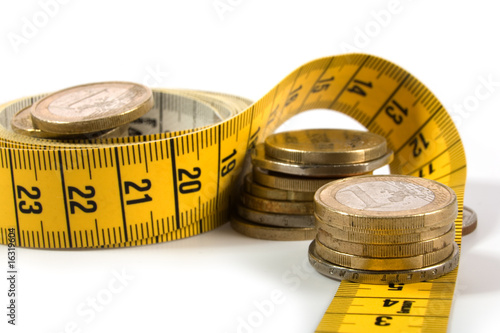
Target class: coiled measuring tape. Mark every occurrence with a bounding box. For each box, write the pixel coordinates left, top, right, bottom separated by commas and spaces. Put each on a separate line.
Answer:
0, 53, 465, 332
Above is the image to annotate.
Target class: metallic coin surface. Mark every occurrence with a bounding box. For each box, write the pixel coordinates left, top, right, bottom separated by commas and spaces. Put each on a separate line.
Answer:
244, 173, 315, 201
314, 175, 458, 229
265, 129, 388, 164
314, 239, 454, 271
253, 167, 341, 192
65, 124, 130, 141
230, 213, 316, 241
11, 106, 129, 140
252, 143, 393, 176
316, 225, 455, 257
315, 218, 454, 244
31, 81, 153, 134
237, 204, 315, 228
462, 205, 478, 236
240, 191, 314, 214
11, 106, 61, 138
308, 241, 460, 284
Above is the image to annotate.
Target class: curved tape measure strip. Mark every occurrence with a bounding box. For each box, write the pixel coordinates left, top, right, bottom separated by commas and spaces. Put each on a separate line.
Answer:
0, 53, 465, 249
0, 53, 466, 332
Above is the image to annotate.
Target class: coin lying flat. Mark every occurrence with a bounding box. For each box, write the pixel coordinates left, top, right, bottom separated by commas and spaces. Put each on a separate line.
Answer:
252, 167, 341, 192
31, 81, 153, 134
252, 143, 393, 177
244, 173, 315, 201
314, 239, 454, 271
265, 129, 388, 164
315, 218, 454, 244
229, 213, 316, 241
314, 175, 458, 229
240, 191, 314, 215
308, 241, 460, 284
11, 106, 129, 140
237, 204, 315, 228
462, 205, 478, 236
316, 225, 456, 257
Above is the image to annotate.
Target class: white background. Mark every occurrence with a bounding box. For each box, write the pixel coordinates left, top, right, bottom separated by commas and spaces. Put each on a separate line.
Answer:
1, 1, 500, 332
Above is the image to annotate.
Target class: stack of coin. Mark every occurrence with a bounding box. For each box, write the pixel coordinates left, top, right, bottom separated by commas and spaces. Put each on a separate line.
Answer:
10, 81, 153, 140
230, 129, 393, 241
309, 175, 460, 284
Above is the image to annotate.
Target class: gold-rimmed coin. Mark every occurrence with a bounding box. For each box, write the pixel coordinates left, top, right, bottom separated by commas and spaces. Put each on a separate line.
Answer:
11, 106, 129, 140
265, 129, 388, 164
315, 218, 454, 244
230, 213, 316, 241
252, 143, 393, 177
243, 173, 315, 201
314, 175, 457, 229
31, 81, 153, 134
314, 239, 454, 271
252, 167, 340, 192
240, 191, 314, 214
64, 124, 130, 141
237, 204, 315, 228
316, 225, 455, 257
308, 241, 460, 284
462, 205, 478, 236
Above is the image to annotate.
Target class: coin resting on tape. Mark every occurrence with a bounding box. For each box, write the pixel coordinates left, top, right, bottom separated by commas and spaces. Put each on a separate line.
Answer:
315, 218, 454, 243
314, 238, 454, 271
308, 241, 460, 284
310, 174, 459, 284
11, 106, 130, 140
316, 225, 456, 257
314, 175, 458, 229
30, 81, 154, 134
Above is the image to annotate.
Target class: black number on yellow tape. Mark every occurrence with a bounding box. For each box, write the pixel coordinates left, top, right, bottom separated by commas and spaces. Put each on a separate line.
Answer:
0, 54, 465, 332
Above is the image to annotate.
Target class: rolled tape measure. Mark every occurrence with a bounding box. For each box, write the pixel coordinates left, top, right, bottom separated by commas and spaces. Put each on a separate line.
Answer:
0, 53, 465, 332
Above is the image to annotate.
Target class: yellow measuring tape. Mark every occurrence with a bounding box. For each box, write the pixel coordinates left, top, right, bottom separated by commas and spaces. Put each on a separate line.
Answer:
0, 53, 465, 332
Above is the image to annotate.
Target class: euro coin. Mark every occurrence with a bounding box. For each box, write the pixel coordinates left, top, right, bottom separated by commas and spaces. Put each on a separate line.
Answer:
240, 191, 314, 214
316, 225, 455, 257
315, 218, 454, 244
314, 175, 458, 229
237, 204, 315, 228
243, 173, 315, 201
252, 143, 393, 177
252, 167, 340, 192
230, 213, 316, 241
265, 129, 388, 164
314, 239, 454, 271
11, 106, 129, 140
462, 205, 478, 236
308, 241, 460, 284
31, 81, 153, 134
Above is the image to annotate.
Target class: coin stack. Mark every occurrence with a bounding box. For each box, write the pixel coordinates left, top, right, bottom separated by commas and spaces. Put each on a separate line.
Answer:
230, 129, 393, 241
10, 81, 153, 140
309, 175, 460, 284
